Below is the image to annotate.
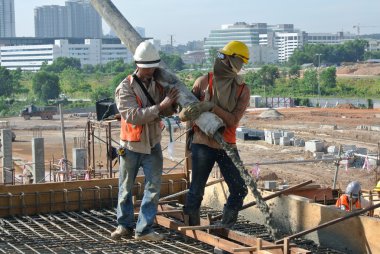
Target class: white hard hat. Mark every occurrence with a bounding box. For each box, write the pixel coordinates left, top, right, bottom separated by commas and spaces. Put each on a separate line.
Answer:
133, 41, 160, 68
345, 181, 361, 198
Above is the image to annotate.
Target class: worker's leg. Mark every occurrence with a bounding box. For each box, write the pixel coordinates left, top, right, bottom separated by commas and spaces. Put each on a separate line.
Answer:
184, 144, 216, 225
217, 148, 248, 227
116, 148, 142, 229
135, 143, 163, 237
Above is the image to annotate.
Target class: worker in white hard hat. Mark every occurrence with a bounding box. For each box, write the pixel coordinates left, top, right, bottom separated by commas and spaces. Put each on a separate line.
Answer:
180, 41, 250, 227
336, 181, 362, 211
112, 40, 179, 241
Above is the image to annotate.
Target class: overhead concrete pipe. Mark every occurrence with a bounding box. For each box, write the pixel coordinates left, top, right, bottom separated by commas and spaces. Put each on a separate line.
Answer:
90, 0, 225, 136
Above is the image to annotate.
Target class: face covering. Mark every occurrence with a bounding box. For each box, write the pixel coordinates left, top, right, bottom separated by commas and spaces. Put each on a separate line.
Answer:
228, 55, 244, 73
211, 57, 244, 112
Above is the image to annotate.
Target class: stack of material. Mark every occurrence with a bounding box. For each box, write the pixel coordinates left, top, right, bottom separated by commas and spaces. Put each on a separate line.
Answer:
258, 109, 284, 119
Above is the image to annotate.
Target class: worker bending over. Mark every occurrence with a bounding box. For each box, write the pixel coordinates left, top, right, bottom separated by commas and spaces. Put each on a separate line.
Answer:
336, 181, 362, 211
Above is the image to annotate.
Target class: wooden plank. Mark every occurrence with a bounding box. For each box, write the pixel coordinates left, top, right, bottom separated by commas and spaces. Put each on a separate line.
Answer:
178, 224, 224, 231
155, 215, 254, 254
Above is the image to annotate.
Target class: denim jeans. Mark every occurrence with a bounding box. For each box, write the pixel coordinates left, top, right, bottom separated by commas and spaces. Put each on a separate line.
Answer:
116, 143, 163, 236
184, 144, 248, 215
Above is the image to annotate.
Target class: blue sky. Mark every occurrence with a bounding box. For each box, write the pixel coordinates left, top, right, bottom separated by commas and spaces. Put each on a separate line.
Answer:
15, 0, 380, 45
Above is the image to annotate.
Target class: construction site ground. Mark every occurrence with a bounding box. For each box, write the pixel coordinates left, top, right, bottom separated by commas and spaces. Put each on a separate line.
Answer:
4, 106, 380, 191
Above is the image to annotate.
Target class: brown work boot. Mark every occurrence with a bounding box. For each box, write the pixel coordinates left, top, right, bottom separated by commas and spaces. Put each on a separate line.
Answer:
110, 225, 133, 240
135, 231, 165, 241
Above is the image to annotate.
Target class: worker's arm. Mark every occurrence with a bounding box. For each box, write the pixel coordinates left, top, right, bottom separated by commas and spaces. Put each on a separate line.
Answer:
212, 85, 250, 127
192, 75, 208, 100
115, 79, 160, 125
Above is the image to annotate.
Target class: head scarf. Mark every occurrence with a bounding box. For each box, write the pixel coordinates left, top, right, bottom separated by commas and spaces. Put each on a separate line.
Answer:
211, 56, 244, 112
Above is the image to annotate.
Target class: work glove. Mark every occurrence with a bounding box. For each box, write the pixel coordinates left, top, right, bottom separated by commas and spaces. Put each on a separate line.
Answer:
179, 101, 214, 121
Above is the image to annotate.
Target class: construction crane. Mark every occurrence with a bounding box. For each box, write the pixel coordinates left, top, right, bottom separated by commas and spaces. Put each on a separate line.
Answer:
353, 24, 380, 36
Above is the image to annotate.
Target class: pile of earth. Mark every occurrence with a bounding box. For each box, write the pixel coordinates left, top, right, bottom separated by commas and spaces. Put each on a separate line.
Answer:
335, 103, 357, 109
336, 63, 380, 76
258, 108, 284, 119
258, 171, 279, 181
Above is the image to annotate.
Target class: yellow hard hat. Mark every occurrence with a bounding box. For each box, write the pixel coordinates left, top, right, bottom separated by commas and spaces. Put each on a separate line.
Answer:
219, 41, 249, 64
373, 180, 380, 192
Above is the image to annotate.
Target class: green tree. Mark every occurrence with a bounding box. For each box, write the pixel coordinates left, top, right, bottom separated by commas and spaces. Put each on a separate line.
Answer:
159, 52, 184, 71
288, 39, 369, 65
41, 57, 81, 73
90, 86, 112, 102
0, 67, 14, 96
59, 67, 84, 94
257, 65, 280, 94
364, 50, 380, 60
208, 47, 218, 65
103, 59, 130, 73
288, 65, 301, 79
319, 67, 337, 92
302, 69, 318, 95
32, 71, 60, 102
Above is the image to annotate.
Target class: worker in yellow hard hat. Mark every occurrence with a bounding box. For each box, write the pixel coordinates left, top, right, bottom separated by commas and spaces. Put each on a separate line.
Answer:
180, 41, 250, 228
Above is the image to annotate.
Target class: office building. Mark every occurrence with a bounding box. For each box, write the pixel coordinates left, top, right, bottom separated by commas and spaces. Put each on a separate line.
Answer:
204, 22, 260, 63
0, 0, 15, 37
34, 0, 102, 38
0, 38, 132, 71
35, 5, 68, 37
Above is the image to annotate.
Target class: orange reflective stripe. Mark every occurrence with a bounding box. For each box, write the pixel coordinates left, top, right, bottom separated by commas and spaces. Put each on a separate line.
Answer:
120, 75, 144, 142
335, 195, 361, 211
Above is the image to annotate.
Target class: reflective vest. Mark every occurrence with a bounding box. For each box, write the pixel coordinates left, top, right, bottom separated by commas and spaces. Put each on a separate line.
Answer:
335, 194, 361, 211
207, 72, 245, 144
120, 75, 144, 142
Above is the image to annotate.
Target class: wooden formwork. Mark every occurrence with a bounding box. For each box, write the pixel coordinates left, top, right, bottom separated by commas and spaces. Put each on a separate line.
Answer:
0, 173, 188, 217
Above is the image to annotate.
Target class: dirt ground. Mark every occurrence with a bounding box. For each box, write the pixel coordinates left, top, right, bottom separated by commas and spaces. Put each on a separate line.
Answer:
1, 106, 380, 191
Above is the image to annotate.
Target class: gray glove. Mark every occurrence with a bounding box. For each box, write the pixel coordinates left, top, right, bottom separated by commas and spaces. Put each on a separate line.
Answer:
179, 101, 214, 121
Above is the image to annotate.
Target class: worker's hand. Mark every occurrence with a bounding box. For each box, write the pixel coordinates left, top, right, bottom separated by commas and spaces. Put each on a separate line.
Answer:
159, 88, 179, 113
179, 101, 214, 121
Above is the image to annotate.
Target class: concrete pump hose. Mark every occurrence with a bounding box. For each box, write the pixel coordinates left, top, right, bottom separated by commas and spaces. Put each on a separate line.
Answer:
154, 68, 225, 137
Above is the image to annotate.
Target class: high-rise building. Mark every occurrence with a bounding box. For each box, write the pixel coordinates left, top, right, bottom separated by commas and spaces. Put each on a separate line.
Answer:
66, 0, 102, 38
0, 0, 15, 37
34, 0, 102, 38
35, 5, 68, 37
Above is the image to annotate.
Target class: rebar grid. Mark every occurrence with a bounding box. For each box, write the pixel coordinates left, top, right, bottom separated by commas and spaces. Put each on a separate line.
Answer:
0, 209, 214, 254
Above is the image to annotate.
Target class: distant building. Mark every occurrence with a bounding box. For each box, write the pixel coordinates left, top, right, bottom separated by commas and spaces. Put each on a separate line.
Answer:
35, 5, 68, 37
204, 22, 298, 64
182, 50, 205, 65
274, 32, 305, 63
205, 22, 363, 63
250, 45, 278, 64
305, 32, 355, 45
204, 22, 260, 62
367, 39, 380, 52
0, 38, 132, 71
0, 0, 15, 37
34, 0, 102, 38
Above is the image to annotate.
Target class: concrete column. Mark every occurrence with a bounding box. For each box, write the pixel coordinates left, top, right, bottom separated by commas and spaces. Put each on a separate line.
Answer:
72, 148, 87, 171
32, 138, 45, 183
1, 129, 13, 184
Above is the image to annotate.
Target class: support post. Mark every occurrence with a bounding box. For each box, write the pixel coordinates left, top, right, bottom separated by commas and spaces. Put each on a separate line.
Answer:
1, 129, 13, 184
32, 137, 45, 183
333, 145, 342, 189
